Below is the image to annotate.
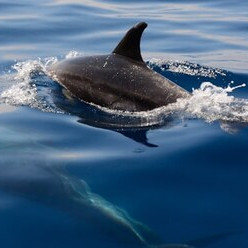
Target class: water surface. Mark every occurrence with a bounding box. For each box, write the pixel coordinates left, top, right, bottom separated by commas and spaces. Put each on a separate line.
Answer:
0, 1, 248, 247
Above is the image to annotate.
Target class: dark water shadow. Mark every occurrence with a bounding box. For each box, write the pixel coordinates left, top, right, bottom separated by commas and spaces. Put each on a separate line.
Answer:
50, 84, 181, 148
77, 117, 159, 147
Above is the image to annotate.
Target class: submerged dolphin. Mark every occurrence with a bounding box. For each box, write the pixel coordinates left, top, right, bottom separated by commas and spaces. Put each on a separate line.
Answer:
0, 158, 192, 248
49, 22, 190, 112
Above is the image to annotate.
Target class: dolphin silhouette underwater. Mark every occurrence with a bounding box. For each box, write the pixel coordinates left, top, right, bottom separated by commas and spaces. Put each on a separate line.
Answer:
3, 161, 234, 248
49, 22, 190, 112
0, 158, 193, 248
0, 154, 234, 248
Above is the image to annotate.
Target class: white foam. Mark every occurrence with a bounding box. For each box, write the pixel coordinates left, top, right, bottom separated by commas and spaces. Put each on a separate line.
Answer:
0, 51, 83, 112
174, 82, 248, 123
0, 57, 61, 113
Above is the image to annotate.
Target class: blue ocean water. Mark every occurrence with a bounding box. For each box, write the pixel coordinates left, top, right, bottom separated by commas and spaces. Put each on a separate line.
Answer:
0, 0, 248, 248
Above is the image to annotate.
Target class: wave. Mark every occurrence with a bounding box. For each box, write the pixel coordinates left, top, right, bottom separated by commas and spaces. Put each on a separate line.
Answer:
0, 52, 247, 127
147, 59, 227, 78
0, 57, 63, 113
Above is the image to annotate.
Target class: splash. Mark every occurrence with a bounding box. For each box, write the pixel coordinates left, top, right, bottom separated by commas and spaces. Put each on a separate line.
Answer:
1, 60, 45, 107
148, 59, 226, 78
65, 50, 84, 59
0, 57, 63, 113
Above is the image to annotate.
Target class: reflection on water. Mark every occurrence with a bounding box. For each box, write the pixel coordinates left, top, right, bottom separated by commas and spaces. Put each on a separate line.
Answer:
170, 29, 247, 48
51, 0, 125, 11
0, 0, 247, 71
0, 14, 40, 21
78, 119, 159, 148
51, 0, 248, 25
0, 45, 37, 61
52, 150, 122, 160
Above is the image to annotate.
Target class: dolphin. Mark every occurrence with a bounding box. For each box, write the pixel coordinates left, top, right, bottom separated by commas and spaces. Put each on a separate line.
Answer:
0, 157, 192, 248
48, 22, 190, 112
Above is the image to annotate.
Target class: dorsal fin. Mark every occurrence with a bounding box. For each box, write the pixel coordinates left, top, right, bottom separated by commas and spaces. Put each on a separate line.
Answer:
112, 22, 147, 63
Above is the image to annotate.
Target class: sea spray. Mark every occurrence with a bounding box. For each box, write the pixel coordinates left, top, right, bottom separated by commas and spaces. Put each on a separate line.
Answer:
173, 82, 248, 123
147, 59, 226, 78
0, 57, 62, 113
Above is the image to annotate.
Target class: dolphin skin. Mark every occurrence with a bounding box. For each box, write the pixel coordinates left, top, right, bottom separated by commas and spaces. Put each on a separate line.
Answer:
49, 22, 190, 112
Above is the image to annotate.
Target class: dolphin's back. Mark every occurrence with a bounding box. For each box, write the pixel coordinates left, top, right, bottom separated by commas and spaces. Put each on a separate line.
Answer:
49, 54, 189, 111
